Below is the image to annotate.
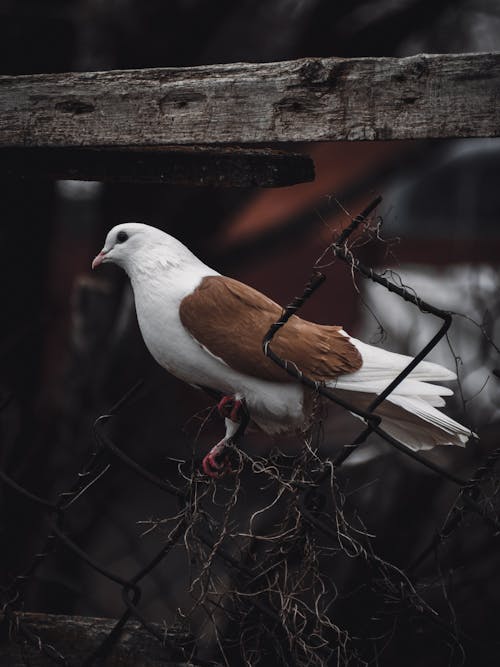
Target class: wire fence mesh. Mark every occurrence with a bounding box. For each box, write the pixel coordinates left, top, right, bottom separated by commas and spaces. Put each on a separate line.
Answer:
1, 196, 499, 666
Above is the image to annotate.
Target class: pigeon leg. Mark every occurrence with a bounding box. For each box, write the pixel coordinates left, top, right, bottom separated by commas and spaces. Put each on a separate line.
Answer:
202, 441, 232, 478
202, 399, 249, 478
217, 395, 246, 422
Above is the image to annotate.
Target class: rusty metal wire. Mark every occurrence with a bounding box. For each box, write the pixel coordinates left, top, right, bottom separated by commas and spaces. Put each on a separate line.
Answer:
1, 196, 499, 666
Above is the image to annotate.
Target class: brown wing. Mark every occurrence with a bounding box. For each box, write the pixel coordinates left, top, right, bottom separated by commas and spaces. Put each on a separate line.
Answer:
179, 276, 362, 383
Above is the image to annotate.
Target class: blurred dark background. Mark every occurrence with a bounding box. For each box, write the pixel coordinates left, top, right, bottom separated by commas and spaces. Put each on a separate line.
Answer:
1, 1, 500, 665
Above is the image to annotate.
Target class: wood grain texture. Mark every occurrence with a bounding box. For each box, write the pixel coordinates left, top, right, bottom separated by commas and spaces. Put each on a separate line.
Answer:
0, 146, 314, 187
0, 53, 498, 147
0, 611, 191, 666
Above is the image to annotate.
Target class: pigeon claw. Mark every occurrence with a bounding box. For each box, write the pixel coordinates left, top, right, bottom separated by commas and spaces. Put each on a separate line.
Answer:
217, 395, 245, 422
202, 443, 232, 479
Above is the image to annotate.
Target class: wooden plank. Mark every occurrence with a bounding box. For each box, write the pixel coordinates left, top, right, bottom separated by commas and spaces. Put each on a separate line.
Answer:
0, 146, 314, 187
0, 53, 498, 147
0, 611, 191, 666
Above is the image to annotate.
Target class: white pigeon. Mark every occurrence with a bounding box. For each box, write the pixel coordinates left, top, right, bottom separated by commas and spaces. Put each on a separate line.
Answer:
92, 223, 474, 476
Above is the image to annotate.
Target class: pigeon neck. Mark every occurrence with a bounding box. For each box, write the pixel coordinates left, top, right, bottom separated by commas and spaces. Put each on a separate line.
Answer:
126, 250, 217, 297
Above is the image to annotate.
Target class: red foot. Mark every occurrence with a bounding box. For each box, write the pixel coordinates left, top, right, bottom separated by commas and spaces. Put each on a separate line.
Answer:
202, 443, 232, 479
217, 396, 245, 422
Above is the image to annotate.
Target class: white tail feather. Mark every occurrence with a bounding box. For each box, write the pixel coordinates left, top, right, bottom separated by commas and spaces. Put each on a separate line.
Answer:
342, 391, 474, 452
338, 336, 457, 385
332, 377, 453, 397
330, 337, 475, 452
380, 394, 473, 450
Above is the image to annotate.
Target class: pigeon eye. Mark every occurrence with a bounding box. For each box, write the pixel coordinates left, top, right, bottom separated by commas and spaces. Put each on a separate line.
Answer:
116, 230, 128, 244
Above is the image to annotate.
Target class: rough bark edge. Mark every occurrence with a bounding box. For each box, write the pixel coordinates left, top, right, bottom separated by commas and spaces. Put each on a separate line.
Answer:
0, 52, 498, 147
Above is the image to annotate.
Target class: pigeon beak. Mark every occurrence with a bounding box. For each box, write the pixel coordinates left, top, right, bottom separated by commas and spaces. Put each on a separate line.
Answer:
92, 250, 107, 270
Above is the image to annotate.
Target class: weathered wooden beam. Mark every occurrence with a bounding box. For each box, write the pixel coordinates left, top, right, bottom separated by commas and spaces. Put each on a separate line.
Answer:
0, 53, 498, 147
0, 146, 314, 187
0, 611, 191, 666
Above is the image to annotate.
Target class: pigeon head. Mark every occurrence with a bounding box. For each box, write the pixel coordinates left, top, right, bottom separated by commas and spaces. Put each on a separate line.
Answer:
92, 223, 198, 274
